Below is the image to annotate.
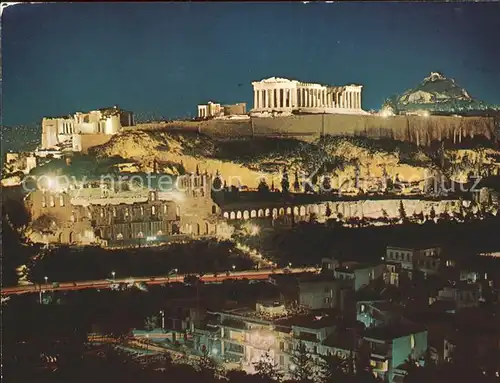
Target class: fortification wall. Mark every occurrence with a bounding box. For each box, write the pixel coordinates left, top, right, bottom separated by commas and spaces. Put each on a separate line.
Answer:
199, 114, 496, 145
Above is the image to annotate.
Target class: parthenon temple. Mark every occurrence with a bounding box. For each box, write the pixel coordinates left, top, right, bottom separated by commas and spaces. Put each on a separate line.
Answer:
251, 77, 366, 115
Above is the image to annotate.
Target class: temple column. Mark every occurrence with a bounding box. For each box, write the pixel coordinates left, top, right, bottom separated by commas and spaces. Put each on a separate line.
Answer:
254, 90, 258, 109
259, 90, 264, 109
358, 91, 361, 109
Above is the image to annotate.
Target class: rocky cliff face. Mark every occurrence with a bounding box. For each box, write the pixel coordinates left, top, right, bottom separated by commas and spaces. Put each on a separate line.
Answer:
89, 129, 500, 190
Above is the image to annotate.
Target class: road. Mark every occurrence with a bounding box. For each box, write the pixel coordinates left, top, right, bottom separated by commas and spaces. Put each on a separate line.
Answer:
1, 267, 318, 296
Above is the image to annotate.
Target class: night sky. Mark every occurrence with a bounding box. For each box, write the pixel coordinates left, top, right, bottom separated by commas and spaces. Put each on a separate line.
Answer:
3, 2, 500, 127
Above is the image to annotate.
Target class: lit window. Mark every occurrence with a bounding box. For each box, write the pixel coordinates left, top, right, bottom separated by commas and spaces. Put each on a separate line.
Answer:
112, 207, 116, 217
59, 195, 64, 207
150, 192, 156, 201
163, 204, 167, 214
50, 196, 55, 207
140, 207, 144, 216
117, 233, 123, 240
152, 205, 156, 215
42, 196, 47, 208
125, 208, 129, 217
410, 334, 415, 349
100, 208, 104, 218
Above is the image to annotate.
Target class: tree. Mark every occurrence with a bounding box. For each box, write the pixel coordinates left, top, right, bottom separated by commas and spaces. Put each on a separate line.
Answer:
289, 342, 316, 383
322, 176, 332, 194
253, 351, 284, 382
429, 206, 437, 221
399, 201, 407, 221
144, 314, 159, 331
197, 346, 223, 380
258, 178, 270, 193
381, 209, 390, 222
325, 204, 332, 218
319, 353, 349, 383
293, 170, 301, 192
281, 168, 290, 194
212, 171, 222, 191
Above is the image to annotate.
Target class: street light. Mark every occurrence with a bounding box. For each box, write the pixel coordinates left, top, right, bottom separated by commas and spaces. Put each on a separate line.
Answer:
111, 271, 116, 281
232, 265, 236, 271
288, 262, 292, 268
44, 276, 48, 285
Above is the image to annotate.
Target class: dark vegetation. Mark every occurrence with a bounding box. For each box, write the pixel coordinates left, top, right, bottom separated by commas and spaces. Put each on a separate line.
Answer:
239, 215, 500, 268
27, 240, 256, 283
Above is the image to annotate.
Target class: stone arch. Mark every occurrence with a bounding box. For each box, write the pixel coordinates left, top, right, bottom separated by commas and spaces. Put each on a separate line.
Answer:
236, 211, 242, 219
212, 205, 217, 214
58, 232, 64, 243
286, 207, 292, 215
196, 223, 201, 236
243, 210, 250, 220
117, 233, 124, 240
279, 207, 285, 216
265, 208, 270, 217
293, 206, 299, 215
299, 206, 306, 216
205, 222, 210, 234
250, 210, 257, 218
137, 231, 144, 238
223, 212, 229, 219
95, 229, 102, 239
230, 212, 236, 220
68, 232, 74, 244
258, 209, 264, 217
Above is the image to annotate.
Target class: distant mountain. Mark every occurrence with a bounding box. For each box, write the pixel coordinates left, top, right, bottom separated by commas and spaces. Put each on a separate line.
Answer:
384, 72, 498, 114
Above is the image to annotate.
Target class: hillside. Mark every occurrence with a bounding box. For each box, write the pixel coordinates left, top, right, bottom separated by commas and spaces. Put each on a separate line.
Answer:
87, 128, 500, 190
384, 72, 498, 114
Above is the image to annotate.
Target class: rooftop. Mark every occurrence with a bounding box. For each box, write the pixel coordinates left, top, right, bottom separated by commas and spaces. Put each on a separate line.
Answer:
277, 312, 340, 330
363, 324, 426, 341
387, 243, 441, 251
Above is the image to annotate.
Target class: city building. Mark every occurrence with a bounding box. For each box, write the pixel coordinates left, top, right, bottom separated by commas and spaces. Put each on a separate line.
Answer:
251, 77, 366, 115
386, 245, 442, 278
24, 174, 220, 246
356, 300, 405, 329
362, 324, 428, 382
435, 282, 482, 311
200, 302, 355, 375
41, 105, 134, 152
298, 275, 346, 310
334, 262, 385, 291
197, 102, 247, 119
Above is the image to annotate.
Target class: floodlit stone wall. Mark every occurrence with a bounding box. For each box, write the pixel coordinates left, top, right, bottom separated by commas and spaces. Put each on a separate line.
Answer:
199, 114, 496, 145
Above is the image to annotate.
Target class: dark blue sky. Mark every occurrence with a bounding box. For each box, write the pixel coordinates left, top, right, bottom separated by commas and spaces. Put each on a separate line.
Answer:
3, 2, 500, 127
